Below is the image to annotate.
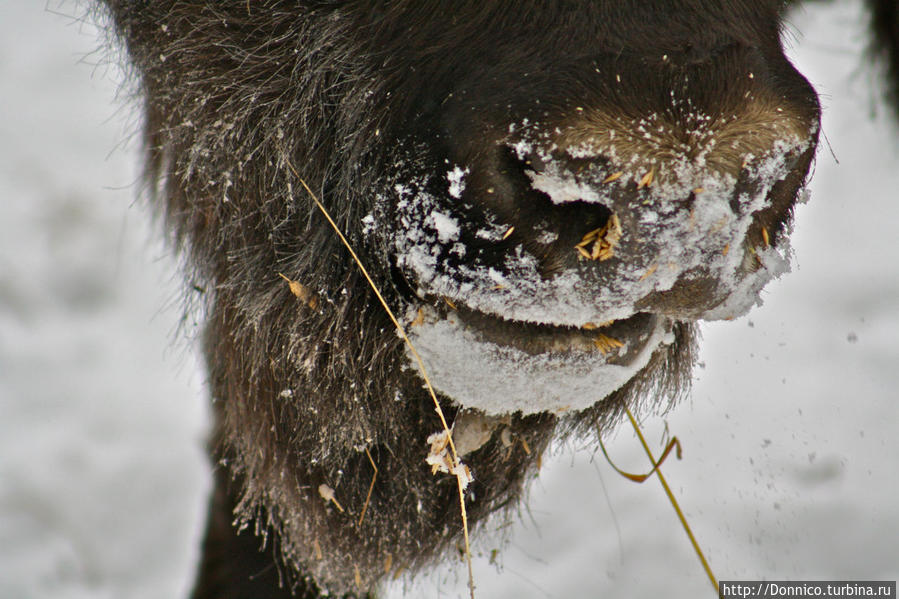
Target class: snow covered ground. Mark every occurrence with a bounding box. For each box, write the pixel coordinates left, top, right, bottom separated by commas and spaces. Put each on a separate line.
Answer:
2, 2, 896, 598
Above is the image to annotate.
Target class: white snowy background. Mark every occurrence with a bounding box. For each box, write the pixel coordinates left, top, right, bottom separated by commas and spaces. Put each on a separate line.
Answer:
1, 2, 896, 598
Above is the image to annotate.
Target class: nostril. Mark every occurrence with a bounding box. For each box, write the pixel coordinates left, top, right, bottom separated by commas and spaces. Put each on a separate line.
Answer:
491, 145, 615, 256
498, 144, 545, 185
513, 148, 550, 175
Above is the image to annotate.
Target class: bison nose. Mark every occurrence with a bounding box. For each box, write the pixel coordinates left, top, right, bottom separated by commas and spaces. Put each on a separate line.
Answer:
442, 45, 819, 319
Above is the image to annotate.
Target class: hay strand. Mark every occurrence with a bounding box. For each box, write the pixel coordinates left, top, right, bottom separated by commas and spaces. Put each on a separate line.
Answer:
623, 409, 719, 593
281, 154, 477, 599
358, 447, 378, 527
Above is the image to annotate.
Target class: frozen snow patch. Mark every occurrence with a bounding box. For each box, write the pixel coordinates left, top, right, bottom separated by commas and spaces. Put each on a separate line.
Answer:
528, 170, 607, 205
447, 166, 469, 199
430, 210, 461, 245
700, 241, 793, 321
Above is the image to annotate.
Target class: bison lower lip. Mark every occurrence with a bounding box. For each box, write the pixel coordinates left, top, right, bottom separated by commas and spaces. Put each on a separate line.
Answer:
406, 306, 675, 415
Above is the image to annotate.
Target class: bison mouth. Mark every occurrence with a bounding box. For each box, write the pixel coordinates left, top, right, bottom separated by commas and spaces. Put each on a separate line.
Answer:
452, 305, 663, 358
405, 301, 676, 415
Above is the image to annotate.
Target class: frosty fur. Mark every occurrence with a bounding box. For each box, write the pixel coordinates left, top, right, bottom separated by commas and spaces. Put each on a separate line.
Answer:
94, 2, 899, 598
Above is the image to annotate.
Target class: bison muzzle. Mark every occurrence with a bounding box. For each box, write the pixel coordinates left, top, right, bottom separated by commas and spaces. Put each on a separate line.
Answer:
94, 1, 898, 597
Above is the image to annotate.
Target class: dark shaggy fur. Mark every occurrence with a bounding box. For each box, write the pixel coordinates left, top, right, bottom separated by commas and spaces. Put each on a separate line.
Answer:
93, 2, 899, 597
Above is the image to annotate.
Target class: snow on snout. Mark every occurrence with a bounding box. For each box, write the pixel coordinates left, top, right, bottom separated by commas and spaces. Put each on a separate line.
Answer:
387, 128, 811, 329
523, 134, 809, 321
429, 210, 461, 245
528, 169, 606, 205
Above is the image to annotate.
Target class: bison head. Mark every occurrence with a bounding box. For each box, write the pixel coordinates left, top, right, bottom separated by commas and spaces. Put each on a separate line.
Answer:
99, 1, 821, 596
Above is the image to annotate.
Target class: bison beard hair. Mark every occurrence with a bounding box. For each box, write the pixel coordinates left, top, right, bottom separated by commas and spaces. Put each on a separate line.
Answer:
94, 1, 898, 598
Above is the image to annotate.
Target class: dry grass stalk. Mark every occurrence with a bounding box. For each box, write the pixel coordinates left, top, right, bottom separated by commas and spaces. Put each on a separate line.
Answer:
502, 226, 515, 239
593, 333, 624, 354
597, 425, 681, 483
575, 213, 622, 262
357, 447, 378, 527
597, 411, 719, 594
519, 436, 531, 456
284, 160, 476, 599
603, 171, 623, 183
625, 409, 718, 592
639, 263, 658, 281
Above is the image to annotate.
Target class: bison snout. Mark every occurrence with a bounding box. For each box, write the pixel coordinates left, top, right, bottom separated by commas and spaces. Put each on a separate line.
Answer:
502, 123, 816, 320
390, 120, 817, 327
406, 46, 821, 325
